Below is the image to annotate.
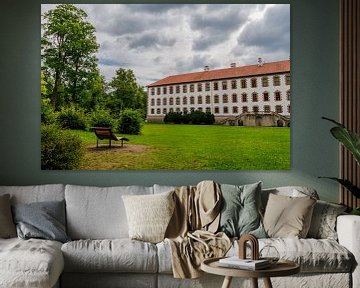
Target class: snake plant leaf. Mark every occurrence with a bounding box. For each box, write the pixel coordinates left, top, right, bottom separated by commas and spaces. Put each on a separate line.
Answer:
319, 177, 360, 199
322, 117, 360, 165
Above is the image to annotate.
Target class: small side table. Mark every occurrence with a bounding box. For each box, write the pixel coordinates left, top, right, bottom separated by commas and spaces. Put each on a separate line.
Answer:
201, 257, 300, 288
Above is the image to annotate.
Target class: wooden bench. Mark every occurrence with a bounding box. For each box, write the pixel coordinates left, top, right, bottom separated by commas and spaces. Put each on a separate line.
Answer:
90, 127, 129, 148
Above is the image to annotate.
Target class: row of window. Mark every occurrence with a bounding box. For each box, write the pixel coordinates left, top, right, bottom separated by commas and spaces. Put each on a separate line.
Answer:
151, 75, 290, 95
150, 91, 290, 106
150, 105, 290, 115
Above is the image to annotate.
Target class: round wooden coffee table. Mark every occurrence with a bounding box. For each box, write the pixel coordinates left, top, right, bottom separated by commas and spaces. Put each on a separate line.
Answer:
201, 257, 300, 288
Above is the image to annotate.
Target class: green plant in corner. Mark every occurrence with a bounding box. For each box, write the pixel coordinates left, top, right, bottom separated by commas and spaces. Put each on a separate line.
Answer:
320, 117, 360, 214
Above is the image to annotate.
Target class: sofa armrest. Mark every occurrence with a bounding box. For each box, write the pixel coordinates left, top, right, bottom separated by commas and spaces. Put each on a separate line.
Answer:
337, 215, 360, 288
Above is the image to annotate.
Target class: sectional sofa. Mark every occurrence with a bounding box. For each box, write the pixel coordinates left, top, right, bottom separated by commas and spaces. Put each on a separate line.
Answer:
0, 183, 359, 288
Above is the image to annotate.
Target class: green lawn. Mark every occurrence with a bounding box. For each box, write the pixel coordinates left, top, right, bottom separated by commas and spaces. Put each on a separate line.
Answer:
73, 123, 290, 170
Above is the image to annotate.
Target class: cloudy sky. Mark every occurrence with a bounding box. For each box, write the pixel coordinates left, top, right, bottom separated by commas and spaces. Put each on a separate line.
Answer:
41, 4, 290, 87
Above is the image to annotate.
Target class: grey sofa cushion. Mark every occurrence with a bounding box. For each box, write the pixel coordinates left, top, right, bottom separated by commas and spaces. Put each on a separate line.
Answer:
12, 200, 70, 243
0, 184, 65, 204
0, 194, 16, 238
62, 239, 158, 273
65, 185, 153, 239
0, 238, 64, 288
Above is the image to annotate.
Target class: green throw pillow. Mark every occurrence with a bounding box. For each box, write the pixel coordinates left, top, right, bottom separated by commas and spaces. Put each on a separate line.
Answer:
218, 182, 266, 238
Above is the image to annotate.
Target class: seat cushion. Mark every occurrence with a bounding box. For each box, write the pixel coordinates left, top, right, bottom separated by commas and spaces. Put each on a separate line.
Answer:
62, 239, 158, 273
0, 238, 64, 288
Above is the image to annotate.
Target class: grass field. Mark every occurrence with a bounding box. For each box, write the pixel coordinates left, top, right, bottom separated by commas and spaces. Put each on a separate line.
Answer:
74, 123, 290, 170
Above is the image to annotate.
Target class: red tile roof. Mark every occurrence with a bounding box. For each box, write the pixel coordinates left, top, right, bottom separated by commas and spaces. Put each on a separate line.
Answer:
148, 60, 290, 87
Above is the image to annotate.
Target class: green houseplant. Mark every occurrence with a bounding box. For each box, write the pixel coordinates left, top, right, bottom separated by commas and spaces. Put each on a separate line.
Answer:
320, 117, 360, 215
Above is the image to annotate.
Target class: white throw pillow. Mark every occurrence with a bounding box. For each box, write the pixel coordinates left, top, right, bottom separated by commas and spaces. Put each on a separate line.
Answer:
122, 191, 175, 243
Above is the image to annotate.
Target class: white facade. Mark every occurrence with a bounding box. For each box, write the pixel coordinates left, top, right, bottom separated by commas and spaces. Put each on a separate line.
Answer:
147, 72, 290, 122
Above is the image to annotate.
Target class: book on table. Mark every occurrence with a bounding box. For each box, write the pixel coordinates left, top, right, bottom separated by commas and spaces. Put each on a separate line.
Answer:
218, 257, 271, 270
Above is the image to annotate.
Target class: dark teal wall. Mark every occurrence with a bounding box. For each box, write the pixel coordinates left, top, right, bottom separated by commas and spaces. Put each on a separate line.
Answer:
0, 0, 340, 202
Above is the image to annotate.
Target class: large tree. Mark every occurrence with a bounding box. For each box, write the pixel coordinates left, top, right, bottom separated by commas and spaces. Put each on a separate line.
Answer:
41, 4, 99, 110
108, 68, 147, 117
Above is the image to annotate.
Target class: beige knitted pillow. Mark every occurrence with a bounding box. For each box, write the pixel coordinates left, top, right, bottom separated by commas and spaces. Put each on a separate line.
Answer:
122, 191, 175, 243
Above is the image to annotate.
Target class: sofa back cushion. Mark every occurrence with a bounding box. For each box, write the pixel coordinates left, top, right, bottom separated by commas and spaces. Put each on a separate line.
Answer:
65, 185, 153, 239
0, 184, 65, 204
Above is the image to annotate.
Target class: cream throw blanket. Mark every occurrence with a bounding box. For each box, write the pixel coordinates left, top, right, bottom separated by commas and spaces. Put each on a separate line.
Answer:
165, 181, 231, 278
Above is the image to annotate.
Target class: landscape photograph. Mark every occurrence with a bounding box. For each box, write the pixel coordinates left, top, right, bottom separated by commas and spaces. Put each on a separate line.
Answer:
40, 4, 291, 170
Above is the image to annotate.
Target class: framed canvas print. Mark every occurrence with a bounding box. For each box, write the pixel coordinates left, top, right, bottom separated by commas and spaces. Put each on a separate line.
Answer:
41, 4, 290, 170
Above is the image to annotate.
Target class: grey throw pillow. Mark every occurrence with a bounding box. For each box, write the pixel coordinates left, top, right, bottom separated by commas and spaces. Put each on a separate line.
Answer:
218, 182, 266, 238
307, 200, 347, 240
0, 194, 17, 238
12, 200, 70, 243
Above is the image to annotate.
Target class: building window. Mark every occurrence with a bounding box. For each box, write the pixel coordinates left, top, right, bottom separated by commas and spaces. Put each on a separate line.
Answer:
169, 86, 173, 94
222, 81, 227, 90
242, 106, 248, 113
213, 82, 218, 90
198, 107, 203, 112
157, 99, 161, 106
275, 91, 281, 101
176, 108, 181, 112
190, 84, 194, 92
273, 75, 281, 86
169, 97, 174, 105
252, 92, 258, 102
275, 105, 283, 113
182, 85, 187, 93
157, 87, 161, 95
242, 93, 247, 102
176, 85, 180, 93
190, 107, 195, 112
253, 106, 259, 113
263, 92, 269, 102
169, 108, 174, 113
214, 107, 219, 114
264, 105, 271, 113
183, 97, 187, 105
156, 108, 161, 114
206, 95, 211, 104
262, 77, 269, 87
287, 105, 290, 113
214, 95, 219, 103
223, 94, 228, 103
198, 96, 202, 104
163, 98, 167, 105
287, 90, 290, 101
251, 78, 257, 88
232, 106, 238, 114
190, 96, 195, 104
231, 80, 237, 89
197, 83, 202, 92
163, 108, 167, 114
151, 108, 155, 114
151, 99, 155, 106
206, 107, 211, 113
163, 87, 167, 94
232, 93, 237, 103
285, 74, 290, 85
176, 97, 180, 105
205, 82, 210, 91
223, 106, 229, 114
151, 88, 155, 95
183, 107, 188, 114
241, 79, 247, 88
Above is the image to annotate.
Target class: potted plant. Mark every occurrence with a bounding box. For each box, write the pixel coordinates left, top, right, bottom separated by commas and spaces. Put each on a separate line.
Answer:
320, 117, 360, 215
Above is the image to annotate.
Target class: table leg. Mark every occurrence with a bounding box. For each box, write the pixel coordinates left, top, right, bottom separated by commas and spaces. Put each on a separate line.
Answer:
263, 277, 273, 288
251, 278, 258, 288
222, 276, 233, 288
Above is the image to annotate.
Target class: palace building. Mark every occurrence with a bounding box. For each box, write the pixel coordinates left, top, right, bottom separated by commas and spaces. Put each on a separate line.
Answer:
147, 59, 290, 126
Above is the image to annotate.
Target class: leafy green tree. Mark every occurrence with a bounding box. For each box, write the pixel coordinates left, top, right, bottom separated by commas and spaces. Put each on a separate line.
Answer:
107, 68, 147, 117
117, 109, 144, 135
41, 4, 99, 110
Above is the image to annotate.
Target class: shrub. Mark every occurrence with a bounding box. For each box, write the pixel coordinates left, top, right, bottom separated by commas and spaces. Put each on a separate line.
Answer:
117, 109, 143, 135
89, 109, 115, 128
163, 111, 215, 125
41, 98, 57, 125
164, 111, 183, 124
41, 125, 84, 170
58, 105, 87, 130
